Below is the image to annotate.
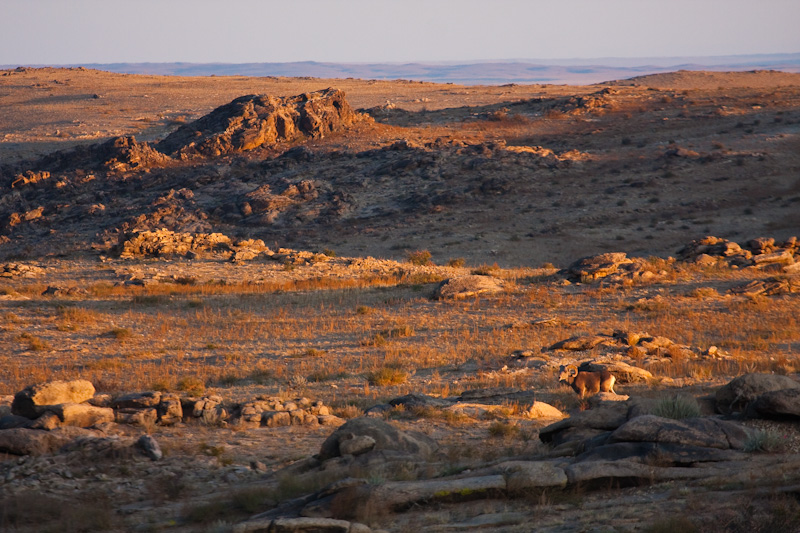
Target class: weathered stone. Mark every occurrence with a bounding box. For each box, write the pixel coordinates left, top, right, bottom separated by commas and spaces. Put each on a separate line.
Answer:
576, 441, 748, 464
0, 428, 61, 455
318, 417, 437, 461
716, 373, 800, 415
433, 275, 504, 299
263, 411, 291, 428
747, 388, 800, 419
157, 395, 183, 425
539, 402, 631, 443
318, 415, 346, 426
111, 391, 162, 409
47, 403, 114, 427
548, 335, 610, 351
500, 461, 569, 491
12, 380, 96, 419
609, 415, 751, 450
388, 393, 453, 410
339, 434, 376, 456
566, 252, 632, 282
29, 411, 62, 430
526, 401, 565, 419
115, 408, 158, 427
0, 414, 33, 429
581, 361, 653, 383
136, 434, 162, 460
565, 459, 701, 485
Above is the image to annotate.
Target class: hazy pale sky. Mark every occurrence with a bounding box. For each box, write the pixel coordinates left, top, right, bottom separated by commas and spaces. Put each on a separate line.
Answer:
2, 0, 799, 65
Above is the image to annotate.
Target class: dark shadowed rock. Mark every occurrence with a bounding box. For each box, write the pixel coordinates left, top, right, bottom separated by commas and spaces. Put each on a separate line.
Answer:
157, 88, 361, 157
136, 434, 162, 460
0, 414, 33, 429
12, 380, 96, 419
746, 388, 800, 419
609, 415, 752, 450
318, 417, 437, 461
715, 373, 800, 415
539, 402, 631, 443
576, 441, 747, 464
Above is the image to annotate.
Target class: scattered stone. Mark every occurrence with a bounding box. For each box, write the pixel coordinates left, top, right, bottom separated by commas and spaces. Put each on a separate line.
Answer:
729, 276, 800, 297
136, 434, 162, 461
433, 275, 504, 299
0, 263, 44, 278
111, 391, 162, 409
117, 229, 232, 258
526, 402, 565, 419
564, 252, 632, 282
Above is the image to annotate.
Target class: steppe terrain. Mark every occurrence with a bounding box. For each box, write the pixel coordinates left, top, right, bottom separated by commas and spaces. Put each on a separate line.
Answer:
0, 67, 799, 532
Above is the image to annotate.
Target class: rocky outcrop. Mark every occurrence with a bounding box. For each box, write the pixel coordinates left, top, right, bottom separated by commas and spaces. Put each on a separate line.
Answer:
433, 275, 504, 299
157, 88, 362, 157
116, 229, 233, 258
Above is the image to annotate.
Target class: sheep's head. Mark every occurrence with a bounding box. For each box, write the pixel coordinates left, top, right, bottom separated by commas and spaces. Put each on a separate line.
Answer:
558, 364, 578, 383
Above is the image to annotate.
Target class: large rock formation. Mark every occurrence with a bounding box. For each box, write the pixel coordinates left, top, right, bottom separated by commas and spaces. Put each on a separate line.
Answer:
157, 88, 362, 157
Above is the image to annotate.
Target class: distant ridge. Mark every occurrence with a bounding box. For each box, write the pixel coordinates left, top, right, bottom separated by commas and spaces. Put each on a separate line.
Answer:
3, 54, 800, 85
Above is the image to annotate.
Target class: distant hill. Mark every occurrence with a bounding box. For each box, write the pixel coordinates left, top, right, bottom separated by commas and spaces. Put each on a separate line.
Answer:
7, 54, 798, 85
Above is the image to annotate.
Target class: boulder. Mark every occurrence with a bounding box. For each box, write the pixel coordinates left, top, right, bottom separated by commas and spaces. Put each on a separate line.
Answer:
548, 335, 609, 351
576, 442, 747, 465
12, 380, 96, 419
0, 414, 33, 429
746, 388, 800, 419
157, 394, 183, 425
565, 252, 632, 282
263, 411, 292, 427
539, 402, 631, 443
157, 88, 361, 157
29, 411, 62, 430
499, 461, 569, 491
339, 435, 376, 456
433, 275, 504, 299
388, 393, 453, 410
609, 415, 751, 450
0, 428, 61, 455
318, 417, 437, 461
112, 391, 162, 409
136, 434, 162, 461
715, 373, 800, 414
47, 403, 115, 427
526, 401, 565, 419
115, 408, 158, 427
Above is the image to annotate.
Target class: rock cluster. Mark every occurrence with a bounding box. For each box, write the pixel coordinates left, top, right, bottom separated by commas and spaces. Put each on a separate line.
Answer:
677, 235, 798, 269
157, 88, 363, 157
562, 252, 665, 285
0, 262, 43, 278
116, 229, 233, 258
0, 379, 342, 457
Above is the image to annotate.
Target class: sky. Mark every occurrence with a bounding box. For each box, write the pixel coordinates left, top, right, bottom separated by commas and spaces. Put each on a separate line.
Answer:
1, 0, 799, 65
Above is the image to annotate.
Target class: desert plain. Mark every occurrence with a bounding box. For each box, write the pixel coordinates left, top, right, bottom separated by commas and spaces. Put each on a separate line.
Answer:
0, 66, 799, 532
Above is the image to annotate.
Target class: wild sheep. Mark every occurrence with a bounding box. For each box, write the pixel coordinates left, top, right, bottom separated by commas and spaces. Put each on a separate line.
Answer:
558, 364, 616, 399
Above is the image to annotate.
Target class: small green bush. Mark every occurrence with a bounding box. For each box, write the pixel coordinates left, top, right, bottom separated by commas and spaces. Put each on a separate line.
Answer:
650, 395, 701, 419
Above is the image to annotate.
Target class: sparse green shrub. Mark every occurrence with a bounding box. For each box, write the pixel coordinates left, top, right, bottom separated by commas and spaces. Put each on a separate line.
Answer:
650, 395, 701, 419
744, 429, 786, 453
406, 249, 433, 266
